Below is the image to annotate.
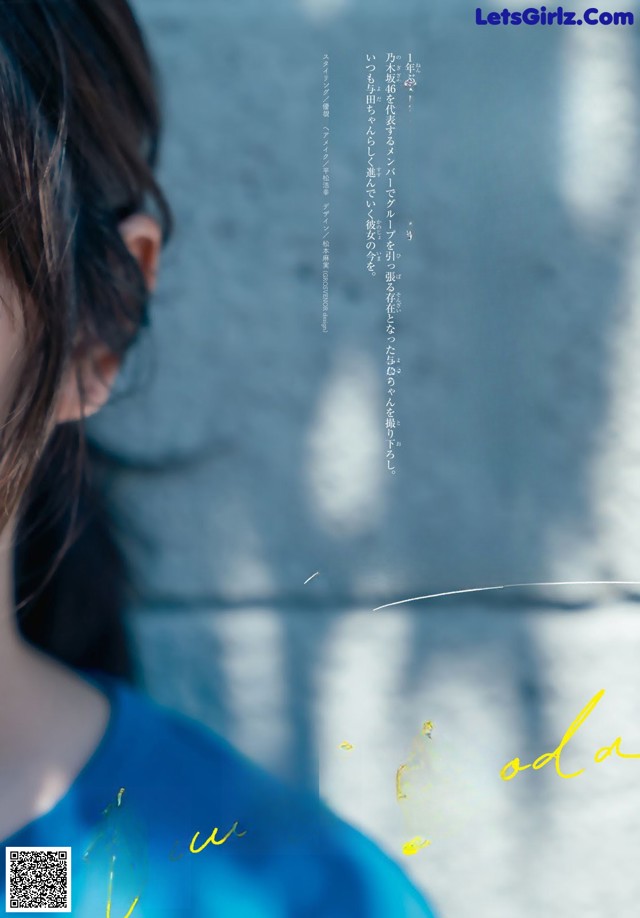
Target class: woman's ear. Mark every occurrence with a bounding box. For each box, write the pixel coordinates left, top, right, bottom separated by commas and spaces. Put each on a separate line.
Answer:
54, 212, 162, 424
118, 212, 162, 293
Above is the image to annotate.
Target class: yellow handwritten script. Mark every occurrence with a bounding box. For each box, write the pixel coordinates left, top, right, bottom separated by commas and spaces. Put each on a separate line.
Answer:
500, 689, 640, 781
396, 763, 410, 801
83, 787, 146, 918
397, 720, 437, 856
86, 787, 247, 917
189, 821, 247, 854
395, 718, 478, 853
402, 836, 432, 856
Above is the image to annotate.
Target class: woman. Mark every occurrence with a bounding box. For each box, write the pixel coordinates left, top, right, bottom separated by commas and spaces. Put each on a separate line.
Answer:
0, 2, 438, 915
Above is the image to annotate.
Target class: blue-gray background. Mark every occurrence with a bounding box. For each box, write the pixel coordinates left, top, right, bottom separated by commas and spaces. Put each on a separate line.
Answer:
88, 2, 640, 916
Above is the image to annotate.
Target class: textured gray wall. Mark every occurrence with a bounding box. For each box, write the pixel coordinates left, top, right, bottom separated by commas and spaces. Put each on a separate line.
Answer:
87, 2, 640, 916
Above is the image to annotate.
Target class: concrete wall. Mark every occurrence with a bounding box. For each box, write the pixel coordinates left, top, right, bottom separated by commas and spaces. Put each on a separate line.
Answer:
88, 2, 640, 915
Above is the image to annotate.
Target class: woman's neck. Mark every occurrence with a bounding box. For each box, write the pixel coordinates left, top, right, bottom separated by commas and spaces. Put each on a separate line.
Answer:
0, 514, 111, 841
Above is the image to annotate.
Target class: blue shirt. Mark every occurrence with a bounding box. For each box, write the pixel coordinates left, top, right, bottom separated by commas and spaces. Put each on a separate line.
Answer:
1, 671, 438, 917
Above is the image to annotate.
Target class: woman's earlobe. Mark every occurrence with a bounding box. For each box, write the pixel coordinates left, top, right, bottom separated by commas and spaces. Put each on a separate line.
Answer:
55, 347, 122, 424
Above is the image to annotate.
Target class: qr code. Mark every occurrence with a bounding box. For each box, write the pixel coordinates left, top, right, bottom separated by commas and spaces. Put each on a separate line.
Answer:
5, 848, 71, 913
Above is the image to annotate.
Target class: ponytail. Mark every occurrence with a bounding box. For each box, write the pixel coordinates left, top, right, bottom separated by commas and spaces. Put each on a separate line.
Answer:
14, 422, 135, 681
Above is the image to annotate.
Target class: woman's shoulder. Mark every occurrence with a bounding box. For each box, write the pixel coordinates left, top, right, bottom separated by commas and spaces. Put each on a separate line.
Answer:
79, 670, 437, 917
84, 669, 310, 819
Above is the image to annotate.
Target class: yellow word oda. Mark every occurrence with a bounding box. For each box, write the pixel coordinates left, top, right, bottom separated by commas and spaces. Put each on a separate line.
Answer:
500, 689, 640, 781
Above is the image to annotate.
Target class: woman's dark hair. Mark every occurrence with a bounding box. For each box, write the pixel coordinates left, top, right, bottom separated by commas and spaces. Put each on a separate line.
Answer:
0, 1, 173, 679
